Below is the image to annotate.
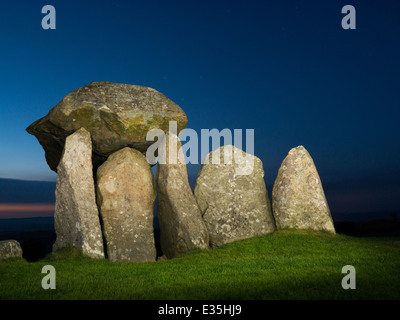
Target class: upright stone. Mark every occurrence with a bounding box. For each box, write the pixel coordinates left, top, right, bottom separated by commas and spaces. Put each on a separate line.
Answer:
53, 128, 105, 258
156, 133, 209, 259
272, 146, 335, 234
96, 147, 157, 262
194, 145, 276, 247
0, 240, 23, 260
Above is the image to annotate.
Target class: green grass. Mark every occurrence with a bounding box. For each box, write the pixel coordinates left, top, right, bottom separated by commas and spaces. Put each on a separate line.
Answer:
1, 230, 399, 300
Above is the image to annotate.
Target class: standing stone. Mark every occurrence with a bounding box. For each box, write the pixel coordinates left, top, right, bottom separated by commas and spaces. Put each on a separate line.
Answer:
272, 146, 335, 234
0, 240, 23, 260
96, 147, 157, 262
53, 128, 105, 258
156, 133, 209, 258
194, 145, 276, 247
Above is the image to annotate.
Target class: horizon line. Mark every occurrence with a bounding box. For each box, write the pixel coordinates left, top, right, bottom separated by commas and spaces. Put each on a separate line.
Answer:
0, 203, 55, 212
0, 177, 57, 183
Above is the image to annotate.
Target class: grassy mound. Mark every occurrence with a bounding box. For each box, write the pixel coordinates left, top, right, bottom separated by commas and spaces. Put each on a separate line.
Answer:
1, 230, 399, 299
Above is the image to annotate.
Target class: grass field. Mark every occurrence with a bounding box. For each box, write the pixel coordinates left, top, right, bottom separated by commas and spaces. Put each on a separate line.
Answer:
0, 230, 399, 300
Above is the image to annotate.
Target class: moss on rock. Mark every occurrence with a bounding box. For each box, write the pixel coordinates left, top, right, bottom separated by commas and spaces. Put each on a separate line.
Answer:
26, 81, 187, 171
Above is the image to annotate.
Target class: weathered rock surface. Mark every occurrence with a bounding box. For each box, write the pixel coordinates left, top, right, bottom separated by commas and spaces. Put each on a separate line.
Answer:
272, 146, 335, 234
194, 145, 276, 247
0, 240, 23, 260
96, 147, 157, 262
53, 128, 105, 258
26, 81, 188, 172
156, 133, 209, 258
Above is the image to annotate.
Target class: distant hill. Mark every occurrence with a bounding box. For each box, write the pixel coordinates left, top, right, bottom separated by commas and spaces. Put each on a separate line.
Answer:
0, 217, 56, 261
0, 178, 56, 203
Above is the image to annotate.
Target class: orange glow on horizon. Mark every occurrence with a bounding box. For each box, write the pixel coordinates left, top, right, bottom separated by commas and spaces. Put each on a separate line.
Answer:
0, 203, 55, 212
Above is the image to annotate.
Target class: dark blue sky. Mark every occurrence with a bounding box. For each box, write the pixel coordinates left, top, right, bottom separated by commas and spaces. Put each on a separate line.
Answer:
0, 0, 399, 213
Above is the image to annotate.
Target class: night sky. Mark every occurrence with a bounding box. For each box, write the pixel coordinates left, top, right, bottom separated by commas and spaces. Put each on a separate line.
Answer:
0, 0, 399, 215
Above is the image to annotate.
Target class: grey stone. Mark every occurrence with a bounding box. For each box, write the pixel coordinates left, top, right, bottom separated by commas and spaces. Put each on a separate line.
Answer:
157, 255, 168, 262
156, 133, 209, 259
96, 147, 157, 262
0, 240, 23, 260
26, 81, 187, 172
272, 146, 336, 234
53, 128, 105, 258
194, 145, 276, 247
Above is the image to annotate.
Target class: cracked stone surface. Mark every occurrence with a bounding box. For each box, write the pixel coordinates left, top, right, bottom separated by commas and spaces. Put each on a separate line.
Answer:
272, 146, 335, 234
96, 147, 157, 262
52, 128, 105, 258
194, 145, 276, 247
26, 81, 187, 172
156, 133, 209, 258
